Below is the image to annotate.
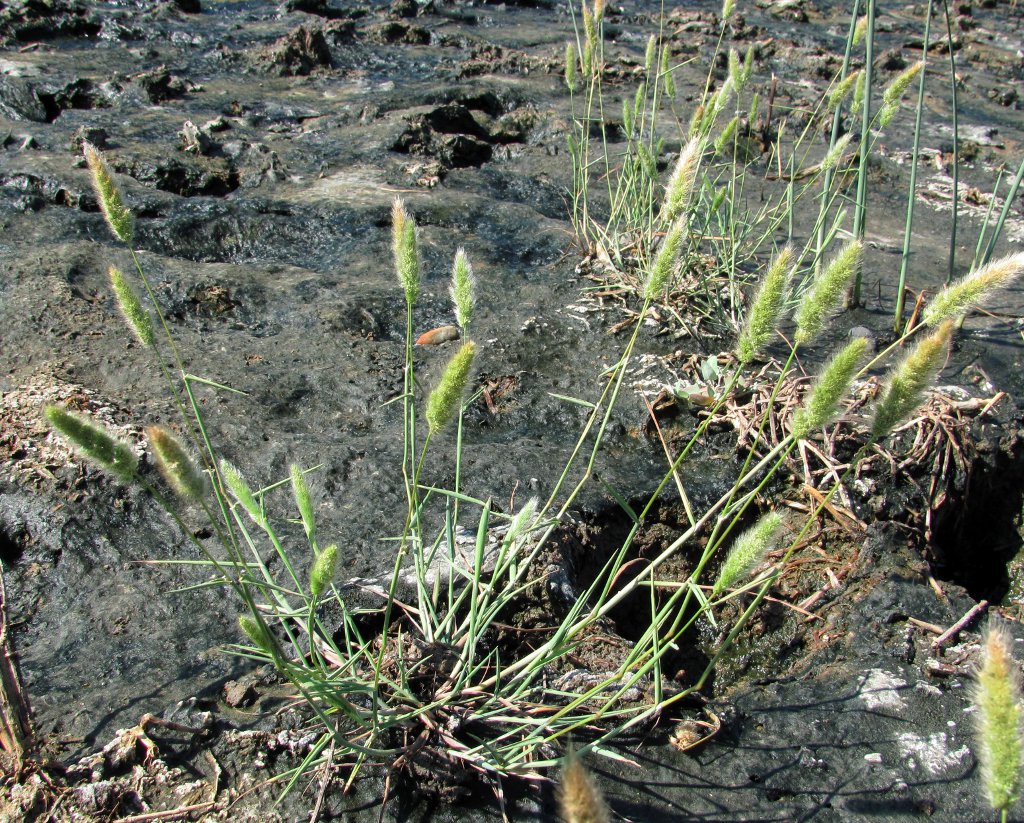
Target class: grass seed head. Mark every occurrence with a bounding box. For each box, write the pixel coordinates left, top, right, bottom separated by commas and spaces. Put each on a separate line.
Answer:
148, 425, 207, 501
791, 337, 869, 438
644, 218, 686, 300
309, 544, 339, 599
565, 42, 579, 92
851, 70, 866, 114
238, 615, 274, 655
291, 463, 316, 543
721, 0, 735, 19
794, 239, 862, 345
870, 320, 952, 440
450, 247, 477, 333
821, 133, 853, 173
392, 198, 419, 305
645, 34, 657, 74
853, 14, 869, 46
426, 341, 477, 434
83, 143, 134, 245
973, 621, 1023, 816
109, 266, 155, 348
828, 70, 861, 110
661, 45, 676, 98
737, 245, 794, 363
559, 752, 611, 823
923, 252, 1024, 327
660, 137, 703, 224
712, 512, 782, 596
220, 459, 264, 525
45, 404, 138, 481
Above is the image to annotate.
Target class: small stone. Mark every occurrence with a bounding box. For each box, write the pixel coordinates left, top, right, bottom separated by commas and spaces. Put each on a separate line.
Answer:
224, 678, 258, 708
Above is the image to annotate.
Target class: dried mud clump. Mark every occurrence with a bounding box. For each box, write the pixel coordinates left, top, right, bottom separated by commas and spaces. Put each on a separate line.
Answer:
0, 0, 100, 45
256, 24, 333, 76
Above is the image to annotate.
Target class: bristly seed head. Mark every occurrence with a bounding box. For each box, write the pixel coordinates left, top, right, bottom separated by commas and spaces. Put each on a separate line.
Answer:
109, 266, 155, 348
392, 198, 419, 306
148, 425, 207, 501
973, 621, 1023, 817
791, 336, 869, 438
83, 143, 134, 245
565, 42, 579, 93
220, 459, 264, 526
309, 544, 339, 599
736, 245, 795, 364
794, 240, 862, 345
923, 252, 1024, 327
450, 248, 476, 333
45, 404, 138, 481
426, 341, 477, 435
870, 320, 953, 440
659, 137, 703, 224
828, 70, 861, 111
643, 218, 687, 301
291, 463, 316, 545
712, 511, 783, 597
558, 751, 611, 823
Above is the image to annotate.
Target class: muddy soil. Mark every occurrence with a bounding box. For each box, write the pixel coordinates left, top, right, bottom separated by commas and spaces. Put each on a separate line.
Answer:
1, 0, 1023, 820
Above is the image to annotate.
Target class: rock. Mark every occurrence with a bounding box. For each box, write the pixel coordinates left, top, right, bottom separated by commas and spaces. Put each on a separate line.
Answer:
224, 677, 259, 708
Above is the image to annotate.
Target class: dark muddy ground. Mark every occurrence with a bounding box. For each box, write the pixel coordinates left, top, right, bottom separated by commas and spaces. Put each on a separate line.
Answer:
1, 0, 1023, 820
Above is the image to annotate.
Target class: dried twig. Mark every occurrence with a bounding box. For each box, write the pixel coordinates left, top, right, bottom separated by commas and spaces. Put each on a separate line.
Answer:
933, 600, 989, 652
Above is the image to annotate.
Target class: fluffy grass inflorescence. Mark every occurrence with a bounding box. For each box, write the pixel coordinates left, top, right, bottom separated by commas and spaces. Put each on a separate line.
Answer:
109, 266, 154, 348
794, 240, 862, 345
871, 320, 953, 440
923, 252, 1024, 327
712, 511, 782, 597
973, 622, 1023, 820
44, 404, 137, 481
791, 336, 869, 438
147, 425, 207, 501
450, 248, 476, 333
83, 143, 134, 245
392, 197, 419, 305
659, 137, 703, 224
558, 752, 611, 823
426, 341, 476, 434
644, 219, 687, 300
736, 245, 794, 363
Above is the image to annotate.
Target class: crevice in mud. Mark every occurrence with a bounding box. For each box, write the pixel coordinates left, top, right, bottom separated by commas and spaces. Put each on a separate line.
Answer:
928, 433, 1024, 602
559, 498, 718, 690
0, 524, 28, 565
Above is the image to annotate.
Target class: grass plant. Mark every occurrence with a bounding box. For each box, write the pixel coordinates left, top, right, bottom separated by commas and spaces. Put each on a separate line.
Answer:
565, 0, 1003, 339
41, 136, 1024, 810
38, 3, 1024, 808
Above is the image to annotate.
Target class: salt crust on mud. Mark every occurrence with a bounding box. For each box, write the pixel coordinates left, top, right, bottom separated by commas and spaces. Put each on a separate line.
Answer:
858, 668, 909, 712
896, 731, 971, 776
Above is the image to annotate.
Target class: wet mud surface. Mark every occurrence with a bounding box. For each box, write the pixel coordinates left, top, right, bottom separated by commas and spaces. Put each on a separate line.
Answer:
1, 0, 1024, 819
